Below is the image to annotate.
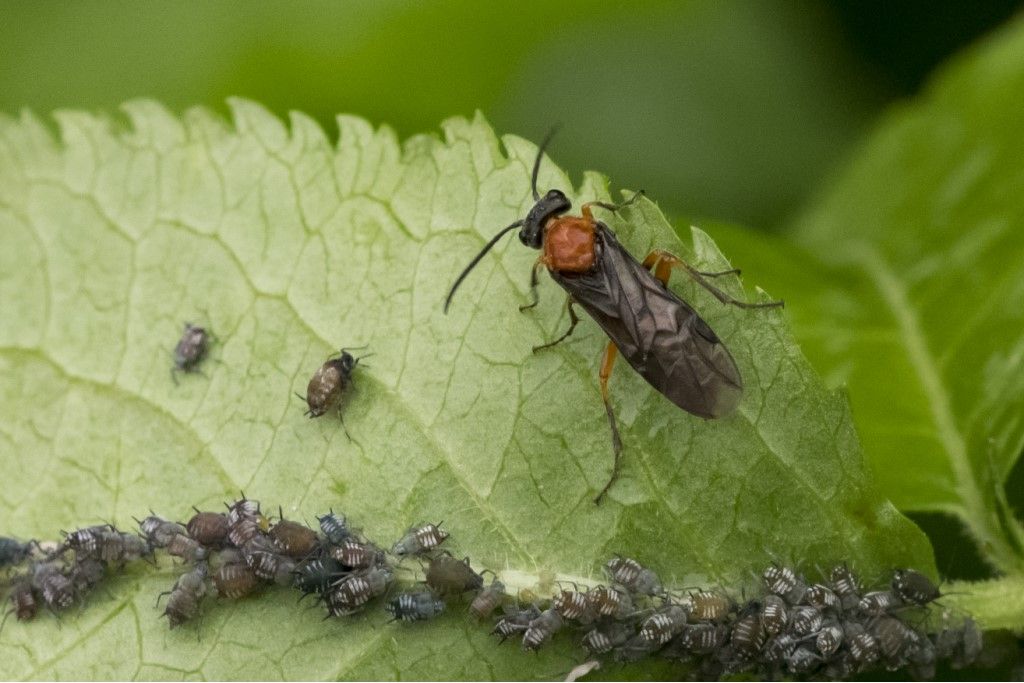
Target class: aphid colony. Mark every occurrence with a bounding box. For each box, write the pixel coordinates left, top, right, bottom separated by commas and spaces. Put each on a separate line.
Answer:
1, 514, 981, 681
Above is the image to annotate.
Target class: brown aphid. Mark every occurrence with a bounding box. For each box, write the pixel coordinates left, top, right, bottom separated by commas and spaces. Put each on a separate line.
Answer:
425, 554, 483, 597
166, 533, 208, 564
762, 563, 807, 604
172, 322, 211, 383
604, 556, 662, 596
96, 530, 151, 566
187, 510, 230, 547
677, 622, 730, 656
470, 576, 506, 620
689, 589, 731, 622
391, 522, 449, 556
8, 579, 37, 623
804, 583, 840, 611
159, 562, 208, 629
551, 588, 596, 623
330, 539, 383, 570
789, 605, 824, 636
730, 610, 765, 658
213, 563, 260, 599
760, 594, 788, 635
297, 349, 366, 422
586, 584, 633, 618
269, 514, 319, 558
639, 604, 688, 644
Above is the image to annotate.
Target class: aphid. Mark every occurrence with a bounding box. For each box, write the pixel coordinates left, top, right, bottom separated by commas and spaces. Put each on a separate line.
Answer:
316, 511, 351, 546
172, 321, 212, 382
385, 590, 446, 622
788, 605, 823, 636
786, 643, 821, 674
954, 617, 983, 669
443, 131, 782, 502
5, 579, 37, 625
873, 615, 921, 664
136, 515, 187, 548
814, 619, 844, 657
614, 634, 662, 662
325, 566, 393, 616
729, 610, 764, 658
551, 588, 596, 623
293, 556, 344, 596
761, 564, 807, 604
676, 622, 729, 655
689, 589, 730, 622
0, 537, 34, 569
829, 563, 862, 611
424, 554, 483, 596
227, 517, 262, 547
297, 349, 368, 426
213, 562, 260, 599
639, 604, 688, 644
330, 539, 383, 569
760, 594, 788, 635
269, 514, 319, 558
61, 524, 115, 556
803, 583, 840, 612
225, 495, 261, 526
844, 621, 880, 666
159, 562, 208, 629
891, 568, 940, 606
242, 534, 289, 581
586, 584, 633, 618
186, 510, 230, 547
492, 605, 541, 643
581, 621, 634, 654
906, 636, 937, 679
604, 556, 662, 596
761, 632, 797, 663
166, 533, 208, 564
858, 589, 902, 615
469, 576, 506, 620
522, 607, 563, 651
31, 562, 74, 611
68, 557, 106, 598
822, 654, 857, 680
96, 530, 151, 566
391, 522, 449, 556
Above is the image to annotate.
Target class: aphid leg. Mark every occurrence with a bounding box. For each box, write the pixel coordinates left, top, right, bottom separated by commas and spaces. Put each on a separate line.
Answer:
337, 410, 353, 442
170, 367, 180, 386
594, 342, 624, 504
532, 299, 580, 353
519, 261, 545, 312
642, 250, 783, 309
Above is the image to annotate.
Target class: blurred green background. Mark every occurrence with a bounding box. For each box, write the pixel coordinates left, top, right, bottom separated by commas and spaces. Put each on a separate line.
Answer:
1, 0, 1019, 231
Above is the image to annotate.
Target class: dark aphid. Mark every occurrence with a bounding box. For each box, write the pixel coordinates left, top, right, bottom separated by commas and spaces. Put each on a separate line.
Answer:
762, 633, 797, 664
586, 584, 633, 619
891, 568, 941, 606
522, 607, 563, 651
325, 566, 393, 616
954, 617, 983, 669
317, 511, 351, 546
31, 562, 74, 611
729, 610, 765, 658
68, 557, 105, 598
166, 533, 208, 564
788, 605, 823, 636
96, 530, 151, 566
159, 562, 208, 629
7, 578, 37, 622
639, 605, 688, 644
0, 537, 34, 569
689, 589, 730, 622
844, 621, 880, 666
268, 510, 319, 558
172, 322, 212, 382
786, 643, 822, 675
213, 562, 260, 599
136, 515, 187, 549
605, 556, 662, 596
907, 636, 937, 679
391, 522, 449, 556
551, 588, 596, 623
297, 349, 367, 422
241, 534, 288, 581
61, 524, 115, 556
829, 563, 862, 610
443, 131, 782, 502
822, 654, 857, 680
186, 510, 230, 547
803, 582, 840, 612
614, 634, 662, 662
581, 621, 634, 654
469, 576, 506, 620
293, 556, 344, 596
762, 564, 807, 604
873, 615, 921, 664
385, 590, 446, 623
815, 619, 844, 657
330, 539, 383, 569
425, 554, 483, 596
760, 594, 788, 635
678, 622, 729, 655
492, 604, 541, 643
858, 589, 902, 615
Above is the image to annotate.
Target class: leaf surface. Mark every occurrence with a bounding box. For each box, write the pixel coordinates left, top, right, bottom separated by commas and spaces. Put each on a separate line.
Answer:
0, 101, 929, 679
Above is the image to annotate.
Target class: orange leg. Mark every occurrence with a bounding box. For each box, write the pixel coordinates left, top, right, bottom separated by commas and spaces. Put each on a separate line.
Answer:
641, 250, 783, 309
594, 341, 624, 504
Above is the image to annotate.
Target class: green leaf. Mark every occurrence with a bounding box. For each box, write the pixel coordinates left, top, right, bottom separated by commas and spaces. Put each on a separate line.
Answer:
0, 100, 928, 679
721, 16, 1024, 574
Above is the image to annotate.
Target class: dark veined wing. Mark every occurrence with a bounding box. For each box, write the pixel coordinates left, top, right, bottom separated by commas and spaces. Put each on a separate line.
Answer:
549, 224, 742, 419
